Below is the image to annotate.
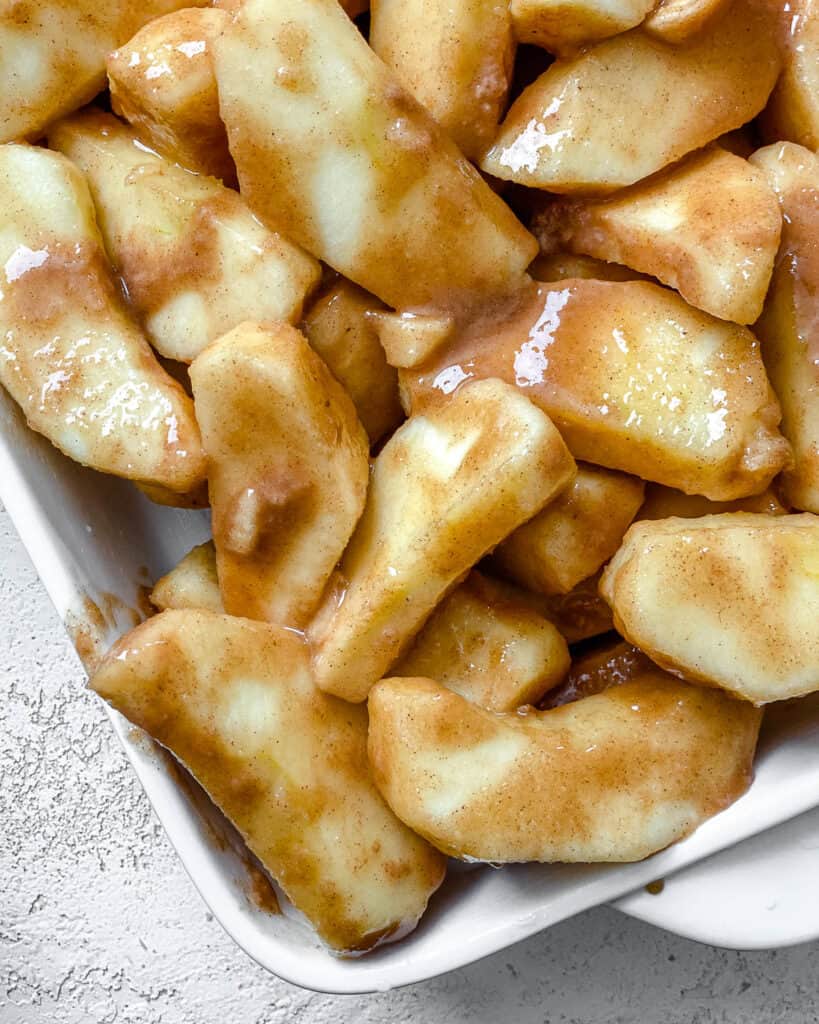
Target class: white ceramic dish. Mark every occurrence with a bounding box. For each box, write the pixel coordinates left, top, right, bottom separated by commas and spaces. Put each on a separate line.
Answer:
4, 386, 819, 993
615, 804, 819, 950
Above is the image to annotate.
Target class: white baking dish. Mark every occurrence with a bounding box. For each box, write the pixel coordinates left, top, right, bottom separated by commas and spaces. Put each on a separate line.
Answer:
3, 385, 819, 993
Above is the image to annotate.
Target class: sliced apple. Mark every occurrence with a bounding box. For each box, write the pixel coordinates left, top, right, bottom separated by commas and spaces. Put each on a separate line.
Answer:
107, 7, 234, 183
368, 673, 760, 862
0, 143, 204, 493
0, 0, 206, 143
150, 543, 222, 613
370, 0, 515, 160
600, 513, 819, 703
643, 0, 728, 42
392, 571, 570, 711
212, 0, 537, 315
90, 610, 446, 952
481, 0, 779, 193
367, 309, 454, 369
301, 278, 403, 445
50, 111, 320, 364
406, 278, 790, 500
750, 143, 819, 513
308, 378, 576, 702
494, 463, 645, 595
510, 0, 654, 55
759, 0, 819, 151
189, 321, 369, 629
533, 147, 781, 323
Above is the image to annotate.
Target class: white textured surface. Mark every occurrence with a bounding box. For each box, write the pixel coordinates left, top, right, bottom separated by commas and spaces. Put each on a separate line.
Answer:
3, 501, 819, 1023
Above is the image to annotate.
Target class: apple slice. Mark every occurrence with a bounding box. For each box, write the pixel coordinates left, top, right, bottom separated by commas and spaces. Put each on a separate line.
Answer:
308, 378, 576, 702
50, 111, 320, 364
368, 673, 760, 862
750, 143, 819, 513
482, 0, 779, 193
0, 143, 204, 493
370, 0, 514, 160
302, 278, 403, 445
150, 543, 222, 614
533, 147, 781, 324
90, 610, 446, 952
0, 0, 207, 143
493, 463, 645, 595
107, 7, 234, 183
190, 321, 369, 629
405, 278, 790, 500
600, 513, 819, 704
392, 571, 570, 711
212, 0, 536, 316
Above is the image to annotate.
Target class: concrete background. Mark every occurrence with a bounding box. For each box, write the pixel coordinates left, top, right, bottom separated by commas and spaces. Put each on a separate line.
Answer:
2, 501, 818, 1024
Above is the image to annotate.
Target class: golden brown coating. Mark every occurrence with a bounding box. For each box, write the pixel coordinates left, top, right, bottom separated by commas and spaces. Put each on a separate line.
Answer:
494, 463, 645, 595
189, 321, 369, 630
370, 0, 515, 161
0, 0, 206, 144
107, 7, 235, 183
392, 571, 570, 711
529, 252, 648, 283
368, 673, 761, 862
212, 0, 537, 316
600, 513, 819, 704
642, 0, 728, 42
533, 147, 781, 324
308, 378, 576, 703
49, 111, 320, 365
0, 143, 205, 493
638, 482, 788, 520
540, 640, 653, 708
750, 143, 819, 514
90, 610, 446, 952
150, 542, 222, 613
301, 279, 404, 445
510, 0, 654, 54
405, 279, 790, 500
481, 0, 780, 194
759, 0, 819, 151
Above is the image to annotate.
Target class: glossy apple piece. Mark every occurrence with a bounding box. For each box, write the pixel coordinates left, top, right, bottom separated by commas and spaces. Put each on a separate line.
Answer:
150, 542, 222, 614
301, 278, 404, 445
494, 463, 645, 595
405, 278, 790, 500
392, 570, 570, 711
533, 147, 781, 324
0, 143, 205, 494
643, 0, 728, 42
759, 0, 819, 151
482, 0, 779, 193
0, 0, 207, 143
510, 0, 654, 54
368, 673, 761, 861
50, 111, 320, 364
750, 143, 819, 514
107, 7, 234, 183
600, 513, 819, 704
213, 0, 537, 316
90, 610, 446, 953
190, 321, 369, 630
308, 378, 576, 702
370, 0, 515, 160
